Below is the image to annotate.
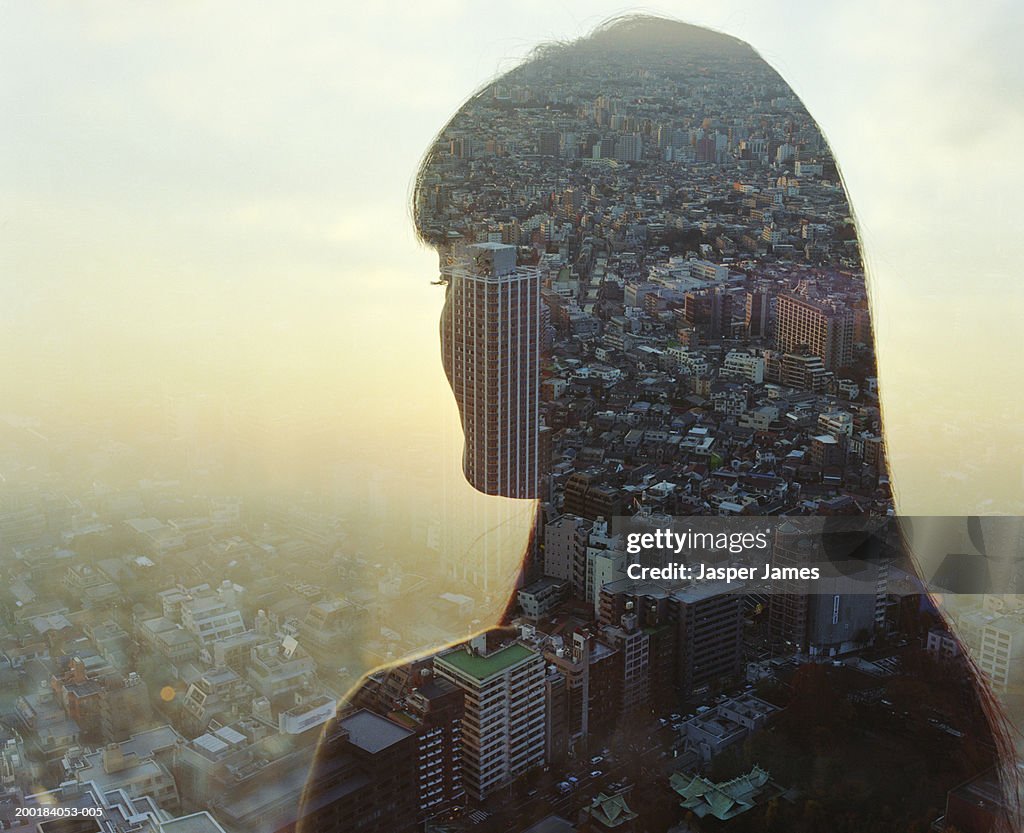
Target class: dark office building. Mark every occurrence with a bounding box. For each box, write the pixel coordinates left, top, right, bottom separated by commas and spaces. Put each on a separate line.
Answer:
672, 582, 744, 698
563, 472, 622, 523
389, 674, 465, 821
769, 522, 879, 657
683, 289, 733, 341
745, 289, 770, 338
298, 710, 419, 833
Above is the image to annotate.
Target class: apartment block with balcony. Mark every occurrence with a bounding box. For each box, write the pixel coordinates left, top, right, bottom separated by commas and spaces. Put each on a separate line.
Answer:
434, 637, 546, 801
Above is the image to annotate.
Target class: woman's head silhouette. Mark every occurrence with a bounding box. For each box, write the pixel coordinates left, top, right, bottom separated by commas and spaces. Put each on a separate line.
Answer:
300, 15, 1019, 833
414, 16, 882, 508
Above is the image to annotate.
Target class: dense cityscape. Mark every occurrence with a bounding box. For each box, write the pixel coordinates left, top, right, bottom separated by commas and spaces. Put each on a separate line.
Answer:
1, 18, 1021, 833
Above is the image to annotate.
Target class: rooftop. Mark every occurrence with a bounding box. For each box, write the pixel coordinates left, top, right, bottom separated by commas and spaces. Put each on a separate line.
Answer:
338, 709, 412, 754
159, 812, 228, 833
521, 814, 577, 833
671, 765, 771, 820
436, 643, 536, 681
117, 725, 181, 759
672, 580, 741, 603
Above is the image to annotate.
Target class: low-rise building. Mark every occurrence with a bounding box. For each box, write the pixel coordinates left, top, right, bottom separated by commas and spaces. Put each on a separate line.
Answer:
680, 694, 779, 762
517, 577, 569, 620
65, 740, 180, 810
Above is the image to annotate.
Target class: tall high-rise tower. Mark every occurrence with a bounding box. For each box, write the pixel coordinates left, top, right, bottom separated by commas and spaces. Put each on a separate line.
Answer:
774, 293, 854, 370
442, 242, 541, 499
744, 289, 770, 339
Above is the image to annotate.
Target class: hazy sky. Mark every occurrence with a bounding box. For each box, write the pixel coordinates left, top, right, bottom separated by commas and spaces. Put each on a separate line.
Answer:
2, 0, 1022, 513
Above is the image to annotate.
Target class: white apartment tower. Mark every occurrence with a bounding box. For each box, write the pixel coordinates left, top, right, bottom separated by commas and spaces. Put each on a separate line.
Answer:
434, 639, 546, 800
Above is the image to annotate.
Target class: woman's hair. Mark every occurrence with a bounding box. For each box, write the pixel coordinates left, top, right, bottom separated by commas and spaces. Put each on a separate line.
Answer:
409, 13, 1019, 828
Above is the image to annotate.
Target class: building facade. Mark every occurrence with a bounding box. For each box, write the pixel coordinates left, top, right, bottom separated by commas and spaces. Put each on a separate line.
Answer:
442, 243, 542, 499
433, 638, 546, 800
775, 293, 854, 371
